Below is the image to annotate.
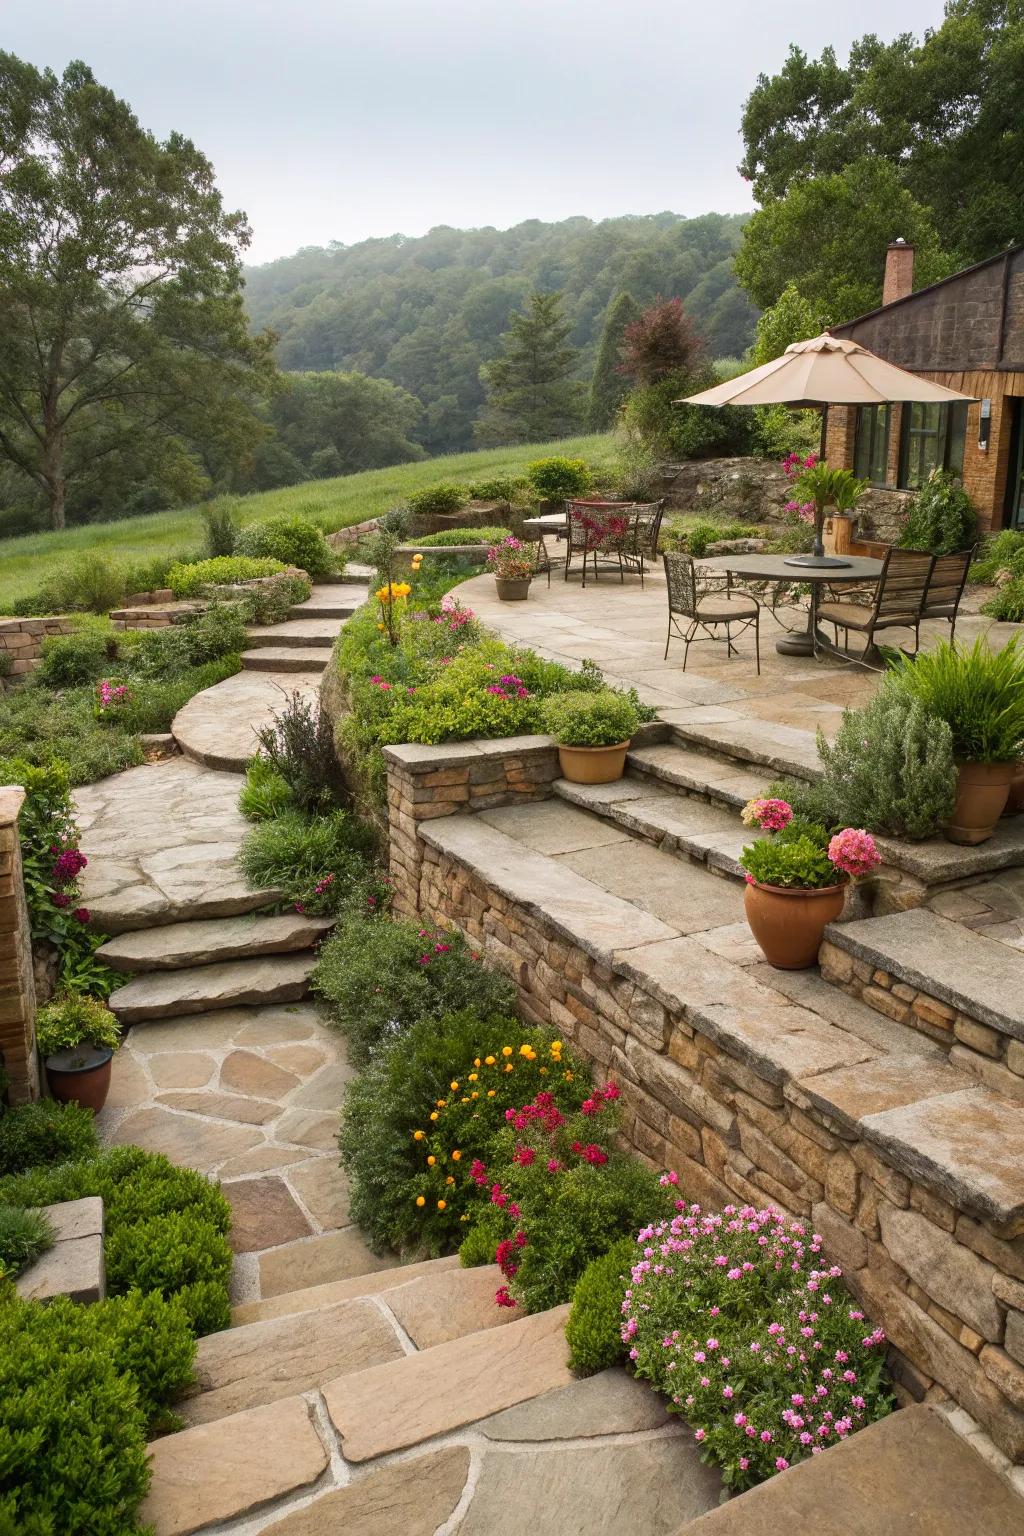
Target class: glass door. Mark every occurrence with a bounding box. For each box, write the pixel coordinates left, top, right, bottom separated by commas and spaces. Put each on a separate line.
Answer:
1011, 401, 1024, 529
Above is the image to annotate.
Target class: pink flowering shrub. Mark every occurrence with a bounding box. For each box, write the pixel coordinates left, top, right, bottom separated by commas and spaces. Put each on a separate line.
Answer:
463, 1083, 675, 1314
740, 798, 793, 833
623, 1202, 891, 1490
827, 827, 881, 878
487, 536, 535, 582
94, 678, 131, 717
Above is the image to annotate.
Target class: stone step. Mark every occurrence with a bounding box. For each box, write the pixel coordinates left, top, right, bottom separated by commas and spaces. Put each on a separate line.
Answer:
627, 740, 770, 810
108, 953, 316, 1025
96, 912, 334, 973
172, 670, 323, 772
668, 716, 820, 781
322, 1303, 573, 1463
182, 1265, 512, 1428
241, 646, 331, 673
288, 581, 367, 619
678, 1404, 1024, 1536
822, 907, 1024, 1046
245, 619, 343, 648
233, 1253, 459, 1325
551, 776, 753, 883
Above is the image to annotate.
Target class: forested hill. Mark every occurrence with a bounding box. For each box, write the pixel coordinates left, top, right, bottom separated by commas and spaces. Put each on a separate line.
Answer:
243, 212, 758, 452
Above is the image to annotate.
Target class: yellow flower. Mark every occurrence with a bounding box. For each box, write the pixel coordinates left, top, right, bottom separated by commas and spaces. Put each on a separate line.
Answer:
446, 1175, 455, 1186
430, 1111, 440, 1122
539, 1067, 548, 1075
450, 1081, 459, 1091
550, 1041, 563, 1053
519, 1045, 536, 1061
501, 1046, 513, 1058
487, 1089, 496, 1098
473, 1058, 481, 1067
564, 1071, 574, 1081
460, 1213, 470, 1222
427, 1155, 436, 1166
504, 1063, 514, 1073
468, 1072, 478, 1082
471, 1091, 478, 1099
451, 1149, 461, 1160
415, 1195, 425, 1207
436, 1099, 447, 1108
413, 1130, 425, 1141
437, 1199, 446, 1210
485, 1055, 496, 1066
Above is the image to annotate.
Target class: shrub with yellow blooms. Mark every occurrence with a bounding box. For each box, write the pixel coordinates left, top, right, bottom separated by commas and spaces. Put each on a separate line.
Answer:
339, 1009, 589, 1257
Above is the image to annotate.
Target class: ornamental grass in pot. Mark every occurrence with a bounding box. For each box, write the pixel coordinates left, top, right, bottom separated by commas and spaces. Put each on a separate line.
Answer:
35, 993, 122, 1111
487, 535, 534, 601
739, 799, 880, 969
542, 688, 641, 784
886, 636, 1024, 844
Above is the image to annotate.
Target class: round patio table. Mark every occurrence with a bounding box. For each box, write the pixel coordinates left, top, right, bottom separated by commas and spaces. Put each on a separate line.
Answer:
700, 553, 883, 657
523, 513, 567, 534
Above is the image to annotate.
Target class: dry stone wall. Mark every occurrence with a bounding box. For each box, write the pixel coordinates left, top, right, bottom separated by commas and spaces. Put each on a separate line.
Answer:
384, 738, 1024, 1465
0, 787, 39, 1103
0, 616, 75, 679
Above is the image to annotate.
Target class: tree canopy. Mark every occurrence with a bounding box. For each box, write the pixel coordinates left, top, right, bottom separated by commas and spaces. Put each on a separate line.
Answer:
243, 212, 758, 452
736, 1, 1024, 320
0, 53, 275, 529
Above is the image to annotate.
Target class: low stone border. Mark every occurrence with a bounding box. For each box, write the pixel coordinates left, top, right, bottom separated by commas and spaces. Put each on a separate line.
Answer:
0, 615, 75, 678
15, 1196, 105, 1304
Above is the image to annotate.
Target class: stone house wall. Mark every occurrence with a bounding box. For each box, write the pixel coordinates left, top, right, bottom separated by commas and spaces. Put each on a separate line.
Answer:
383, 739, 1024, 1466
0, 616, 75, 680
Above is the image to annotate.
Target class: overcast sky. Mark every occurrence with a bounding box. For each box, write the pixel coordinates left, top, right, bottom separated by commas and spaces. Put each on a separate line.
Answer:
7, 0, 944, 267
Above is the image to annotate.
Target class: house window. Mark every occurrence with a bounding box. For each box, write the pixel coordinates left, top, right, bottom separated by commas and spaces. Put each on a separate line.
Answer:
898, 402, 968, 488
854, 405, 891, 484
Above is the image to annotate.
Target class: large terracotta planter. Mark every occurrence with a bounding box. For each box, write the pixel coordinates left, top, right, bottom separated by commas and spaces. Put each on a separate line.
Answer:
744, 880, 847, 970
557, 740, 630, 785
44, 1045, 114, 1111
495, 577, 531, 602
947, 761, 1018, 845
1004, 762, 1024, 816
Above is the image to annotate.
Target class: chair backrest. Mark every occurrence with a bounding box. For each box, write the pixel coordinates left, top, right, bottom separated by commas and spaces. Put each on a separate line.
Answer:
567, 501, 633, 553
872, 547, 935, 623
922, 544, 975, 616
630, 499, 667, 557
662, 550, 697, 618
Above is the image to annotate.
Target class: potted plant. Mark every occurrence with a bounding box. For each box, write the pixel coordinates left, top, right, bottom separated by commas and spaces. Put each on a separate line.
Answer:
784, 458, 866, 564
542, 688, 641, 784
887, 636, 1024, 844
739, 799, 880, 969
35, 993, 121, 1111
487, 535, 535, 601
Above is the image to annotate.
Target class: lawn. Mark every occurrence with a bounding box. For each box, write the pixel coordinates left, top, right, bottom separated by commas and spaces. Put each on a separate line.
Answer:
0, 433, 615, 610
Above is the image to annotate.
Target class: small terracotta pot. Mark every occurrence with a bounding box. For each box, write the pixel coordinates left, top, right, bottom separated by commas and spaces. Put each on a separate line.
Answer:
495, 576, 531, 601
744, 880, 847, 970
44, 1044, 114, 1111
557, 740, 630, 785
947, 760, 1018, 845
1004, 762, 1024, 816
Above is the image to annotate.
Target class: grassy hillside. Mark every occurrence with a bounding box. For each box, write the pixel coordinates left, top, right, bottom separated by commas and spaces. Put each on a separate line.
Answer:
0, 433, 614, 611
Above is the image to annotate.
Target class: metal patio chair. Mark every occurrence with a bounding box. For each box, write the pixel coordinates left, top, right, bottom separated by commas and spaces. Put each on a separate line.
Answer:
662, 551, 760, 674
816, 547, 933, 665
564, 501, 635, 588
621, 499, 667, 586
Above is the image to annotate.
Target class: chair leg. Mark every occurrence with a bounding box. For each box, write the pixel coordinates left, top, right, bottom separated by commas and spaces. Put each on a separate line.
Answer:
682, 622, 697, 673
754, 612, 761, 676
664, 617, 672, 661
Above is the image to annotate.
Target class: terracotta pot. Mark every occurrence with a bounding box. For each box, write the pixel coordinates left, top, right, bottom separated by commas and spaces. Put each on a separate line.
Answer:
947, 760, 1018, 845
1004, 761, 1024, 816
44, 1044, 114, 1111
495, 576, 531, 602
557, 740, 630, 785
744, 880, 847, 970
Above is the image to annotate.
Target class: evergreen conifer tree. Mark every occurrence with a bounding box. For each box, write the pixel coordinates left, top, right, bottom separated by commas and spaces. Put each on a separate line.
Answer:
587, 292, 640, 429
476, 292, 584, 444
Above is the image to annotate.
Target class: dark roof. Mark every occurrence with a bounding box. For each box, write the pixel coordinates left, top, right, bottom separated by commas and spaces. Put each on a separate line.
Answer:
830, 242, 1024, 335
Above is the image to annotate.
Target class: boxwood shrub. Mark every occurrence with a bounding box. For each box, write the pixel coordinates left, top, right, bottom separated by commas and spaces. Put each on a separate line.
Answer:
0, 1100, 98, 1176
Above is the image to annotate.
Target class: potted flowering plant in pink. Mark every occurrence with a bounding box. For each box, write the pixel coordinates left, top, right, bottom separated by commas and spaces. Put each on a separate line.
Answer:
487, 536, 534, 601
739, 798, 880, 969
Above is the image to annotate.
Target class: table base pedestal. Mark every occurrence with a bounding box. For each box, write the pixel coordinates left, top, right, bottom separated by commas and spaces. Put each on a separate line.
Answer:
775, 632, 815, 656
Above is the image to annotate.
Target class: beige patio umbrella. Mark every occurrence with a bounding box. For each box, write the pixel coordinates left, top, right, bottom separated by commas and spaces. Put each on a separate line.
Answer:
679, 332, 975, 565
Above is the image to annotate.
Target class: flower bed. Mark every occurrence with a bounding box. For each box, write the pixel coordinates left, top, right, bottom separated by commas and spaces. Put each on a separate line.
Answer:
623, 1201, 891, 1490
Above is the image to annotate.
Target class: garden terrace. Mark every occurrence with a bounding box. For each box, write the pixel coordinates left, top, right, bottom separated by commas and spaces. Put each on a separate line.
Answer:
368, 561, 1024, 1481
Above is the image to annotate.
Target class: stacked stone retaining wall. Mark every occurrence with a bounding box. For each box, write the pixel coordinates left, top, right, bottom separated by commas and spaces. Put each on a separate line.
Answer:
0, 616, 75, 678
383, 736, 1024, 1466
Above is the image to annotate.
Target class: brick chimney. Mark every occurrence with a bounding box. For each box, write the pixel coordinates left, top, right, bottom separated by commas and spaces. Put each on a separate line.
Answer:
882, 239, 915, 305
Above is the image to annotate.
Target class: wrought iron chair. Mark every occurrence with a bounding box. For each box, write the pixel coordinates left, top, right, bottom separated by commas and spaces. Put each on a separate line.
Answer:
564, 501, 635, 588
529, 518, 568, 587
920, 544, 976, 642
662, 551, 760, 674
621, 500, 667, 586
816, 548, 934, 666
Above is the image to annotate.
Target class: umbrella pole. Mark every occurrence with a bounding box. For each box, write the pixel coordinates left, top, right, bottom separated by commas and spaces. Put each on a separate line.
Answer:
814, 404, 830, 559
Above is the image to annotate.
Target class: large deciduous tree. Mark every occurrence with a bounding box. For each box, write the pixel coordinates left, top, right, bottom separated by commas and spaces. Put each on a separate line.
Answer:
476, 291, 584, 444
736, 2, 1024, 320
0, 54, 275, 528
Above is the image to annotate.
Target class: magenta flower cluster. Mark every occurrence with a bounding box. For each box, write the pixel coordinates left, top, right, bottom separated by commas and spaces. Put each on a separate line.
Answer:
740, 798, 794, 832
486, 673, 530, 701
96, 678, 130, 713
782, 452, 818, 479
433, 594, 476, 632
622, 1203, 890, 1490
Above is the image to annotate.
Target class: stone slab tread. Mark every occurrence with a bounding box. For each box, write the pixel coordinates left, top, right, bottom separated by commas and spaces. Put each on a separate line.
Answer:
97, 912, 334, 973
108, 953, 316, 1023
241, 648, 331, 672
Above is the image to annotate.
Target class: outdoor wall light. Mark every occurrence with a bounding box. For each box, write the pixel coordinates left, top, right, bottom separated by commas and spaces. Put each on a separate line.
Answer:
979, 398, 992, 451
